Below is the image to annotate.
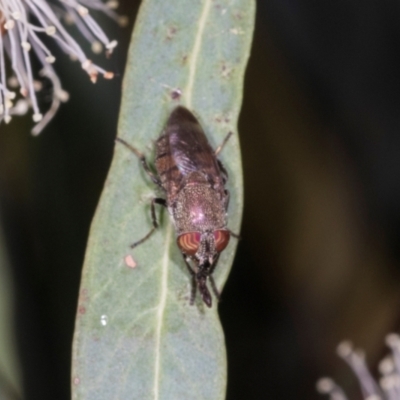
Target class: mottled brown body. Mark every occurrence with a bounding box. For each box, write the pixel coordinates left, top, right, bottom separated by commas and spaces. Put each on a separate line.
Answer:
155, 107, 228, 234
116, 106, 236, 307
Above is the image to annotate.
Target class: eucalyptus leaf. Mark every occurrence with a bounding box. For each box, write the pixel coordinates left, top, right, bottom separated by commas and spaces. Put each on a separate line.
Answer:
72, 0, 255, 399
0, 222, 21, 399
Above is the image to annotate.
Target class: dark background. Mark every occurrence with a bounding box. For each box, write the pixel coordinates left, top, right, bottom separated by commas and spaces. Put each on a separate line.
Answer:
1, 1, 400, 399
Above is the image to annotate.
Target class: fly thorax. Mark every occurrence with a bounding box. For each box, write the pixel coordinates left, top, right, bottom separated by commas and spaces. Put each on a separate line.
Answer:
172, 183, 226, 233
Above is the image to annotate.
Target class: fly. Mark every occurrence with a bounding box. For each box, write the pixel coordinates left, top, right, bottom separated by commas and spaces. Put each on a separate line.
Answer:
116, 106, 238, 307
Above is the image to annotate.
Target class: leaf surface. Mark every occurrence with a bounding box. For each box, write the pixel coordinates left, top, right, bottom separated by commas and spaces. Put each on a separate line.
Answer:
0, 223, 21, 399
72, 0, 255, 399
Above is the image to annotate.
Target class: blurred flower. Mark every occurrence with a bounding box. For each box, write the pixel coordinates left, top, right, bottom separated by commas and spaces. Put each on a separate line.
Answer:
0, 0, 127, 135
317, 334, 400, 400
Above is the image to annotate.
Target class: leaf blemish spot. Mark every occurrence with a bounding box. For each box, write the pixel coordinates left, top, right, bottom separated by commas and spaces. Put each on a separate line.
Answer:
170, 88, 182, 100
78, 306, 86, 315
214, 113, 232, 130
230, 28, 244, 35
166, 26, 177, 40
100, 315, 108, 326
80, 288, 88, 301
124, 254, 137, 269
221, 63, 233, 79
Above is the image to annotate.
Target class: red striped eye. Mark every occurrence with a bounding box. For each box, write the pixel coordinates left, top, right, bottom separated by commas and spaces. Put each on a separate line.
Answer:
177, 232, 201, 255
214, 230, 230, 252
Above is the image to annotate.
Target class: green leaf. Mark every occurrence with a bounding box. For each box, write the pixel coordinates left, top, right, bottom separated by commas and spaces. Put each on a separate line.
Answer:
72, 0, 254, 399
0, 222, 22, 399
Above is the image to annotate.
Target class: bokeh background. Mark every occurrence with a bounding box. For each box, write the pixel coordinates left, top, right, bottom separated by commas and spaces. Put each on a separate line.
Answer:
1, 1, 400, 399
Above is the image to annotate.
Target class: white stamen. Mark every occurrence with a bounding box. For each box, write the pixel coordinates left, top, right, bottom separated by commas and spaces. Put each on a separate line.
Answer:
33, 81, 42, 92
379, 357, 395, 375
106, 40, 117, 50
7, 77, 19, 88
33, 113, 43, 122
81, 59, 92, 70
0, 0, 122, 134
55, 90, 69, 102
12, 99, 29, 115
45, 26, 56, 36
45, 55, 56, 64
21, 42, 31, 51
337, 341, 353, 358
89, 71, 98, 83
11, 12, 21, 20
103, 71, 114, 79
106, 1, 119, 9
118, 16, 129, 27
77, 6, 89, 17
4, 20, 15, 30
91, 41, 103, 54
64, 13, 75, 25
5, 91, 16, 100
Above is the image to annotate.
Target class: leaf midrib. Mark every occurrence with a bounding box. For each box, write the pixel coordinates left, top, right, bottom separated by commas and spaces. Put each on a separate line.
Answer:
152, 0, 212, 397
153, 223, 172, 400
184, 0, 212, 109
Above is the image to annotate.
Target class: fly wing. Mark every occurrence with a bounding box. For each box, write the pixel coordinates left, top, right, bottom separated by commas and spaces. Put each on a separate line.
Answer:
157, 107, 224, 200
155, 130, 183, 199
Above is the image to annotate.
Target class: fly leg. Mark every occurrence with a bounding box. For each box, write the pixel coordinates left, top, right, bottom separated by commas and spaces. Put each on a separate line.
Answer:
208, 254, 221, 301
182, 255, 197, 305
222, 190, 241, 239
223, 189, 230, 210
208, 277, 220, 302
131, 198, 166, 248
215, 132, 231, 186
228, 230, 241, 240
115, 137, 164, 190
214, 131, 233, 156
218, 160, 229, 185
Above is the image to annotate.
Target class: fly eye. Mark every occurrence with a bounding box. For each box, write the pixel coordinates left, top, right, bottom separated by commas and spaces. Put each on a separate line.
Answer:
177, 232, 201, 256
213, 230, 230, 252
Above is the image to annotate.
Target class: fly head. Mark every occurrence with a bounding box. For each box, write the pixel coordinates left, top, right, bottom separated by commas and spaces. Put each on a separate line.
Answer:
177, 229, 230, 307
177, 230, 230, 266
